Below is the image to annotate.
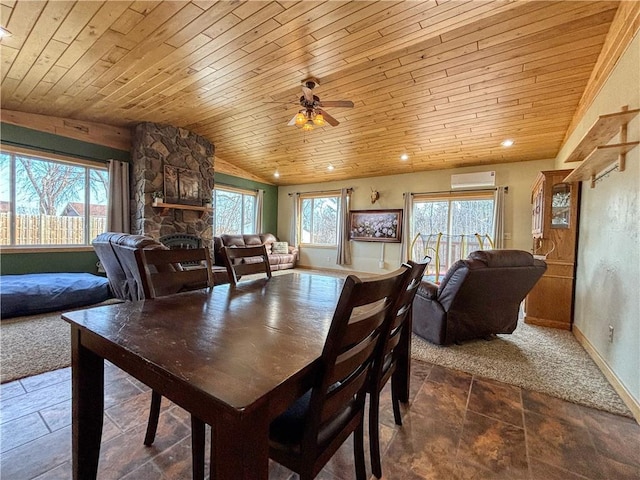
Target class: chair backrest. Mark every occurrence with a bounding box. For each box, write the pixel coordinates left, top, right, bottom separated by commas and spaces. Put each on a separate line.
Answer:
372, 258, 430, 390
437, 249, 546, 309
302, 266, 410, 465
221, 245, 272, 286
136, 247, 214, 298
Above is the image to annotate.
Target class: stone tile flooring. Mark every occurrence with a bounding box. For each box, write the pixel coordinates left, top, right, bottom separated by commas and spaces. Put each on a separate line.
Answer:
1, 360, 638, 479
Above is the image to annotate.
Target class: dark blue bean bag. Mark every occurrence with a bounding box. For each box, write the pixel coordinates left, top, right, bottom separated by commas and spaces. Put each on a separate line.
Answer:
0, 273, 112, 319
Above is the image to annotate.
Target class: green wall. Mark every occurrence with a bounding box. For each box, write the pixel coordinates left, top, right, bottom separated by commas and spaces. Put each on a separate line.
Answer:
1, 251, 100, 275
0, 123, 279, 274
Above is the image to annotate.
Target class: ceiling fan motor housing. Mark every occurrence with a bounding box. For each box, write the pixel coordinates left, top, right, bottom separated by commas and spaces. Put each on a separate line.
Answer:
299, 94, 320, 108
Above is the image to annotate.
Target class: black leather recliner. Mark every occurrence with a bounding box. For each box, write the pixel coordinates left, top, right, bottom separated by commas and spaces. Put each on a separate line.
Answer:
92, 232, 163, 300
412, 250, 546, 345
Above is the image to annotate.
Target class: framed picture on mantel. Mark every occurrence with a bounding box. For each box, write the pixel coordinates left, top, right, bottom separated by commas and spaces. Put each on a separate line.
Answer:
164, 165, 201, 206
349, 209, 403, 243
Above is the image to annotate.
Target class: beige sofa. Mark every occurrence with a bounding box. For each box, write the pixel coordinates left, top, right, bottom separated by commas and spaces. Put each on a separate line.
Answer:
213, 233, 298, 271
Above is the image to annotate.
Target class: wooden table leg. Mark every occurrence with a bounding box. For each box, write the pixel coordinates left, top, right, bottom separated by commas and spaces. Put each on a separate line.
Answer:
211, 404, 270, 479
71, 328, 104, 480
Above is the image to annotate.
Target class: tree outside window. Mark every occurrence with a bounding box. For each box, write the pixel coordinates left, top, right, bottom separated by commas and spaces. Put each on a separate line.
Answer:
0, 150, 108, 246
213, 187, 256, 235
300, 195, 339, 245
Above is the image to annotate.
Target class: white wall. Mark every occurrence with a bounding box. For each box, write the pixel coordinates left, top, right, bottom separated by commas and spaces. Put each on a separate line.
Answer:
277, 159, 554, 273
556, 32, 640, 406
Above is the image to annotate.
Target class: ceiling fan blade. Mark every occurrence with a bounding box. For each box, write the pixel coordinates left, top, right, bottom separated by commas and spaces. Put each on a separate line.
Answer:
287, 113, 299, 126
318, 100, 354, 108
321, 109, 340, 127
302, 86, 314, 104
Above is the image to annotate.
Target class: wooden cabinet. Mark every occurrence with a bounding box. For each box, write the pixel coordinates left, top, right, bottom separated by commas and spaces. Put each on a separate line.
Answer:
524, 169, 579, 330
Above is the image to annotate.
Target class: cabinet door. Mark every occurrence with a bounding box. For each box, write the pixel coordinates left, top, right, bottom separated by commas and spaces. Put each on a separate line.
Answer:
551, 183, 572, 229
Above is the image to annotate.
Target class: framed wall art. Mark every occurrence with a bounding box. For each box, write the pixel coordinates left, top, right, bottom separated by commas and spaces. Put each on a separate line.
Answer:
349, 209, 403, 243
164, 165, 201, 205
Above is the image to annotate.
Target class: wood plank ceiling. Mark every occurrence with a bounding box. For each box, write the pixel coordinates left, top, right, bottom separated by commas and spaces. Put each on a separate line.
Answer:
0, 1, 620, 185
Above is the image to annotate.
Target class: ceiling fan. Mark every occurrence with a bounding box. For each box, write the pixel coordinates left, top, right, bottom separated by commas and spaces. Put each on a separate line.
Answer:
287, 77, 354, 131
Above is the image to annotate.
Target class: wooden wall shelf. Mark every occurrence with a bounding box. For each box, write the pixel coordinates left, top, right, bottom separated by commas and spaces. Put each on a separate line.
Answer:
564, 108, 639, 163
564, 142, 639, 183
152, 202, 212, 216
563, 107, 639, 187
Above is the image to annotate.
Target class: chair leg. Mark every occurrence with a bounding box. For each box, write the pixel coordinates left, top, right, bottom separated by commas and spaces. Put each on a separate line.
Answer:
191, 416, 206, 480
391, 382, 403, 426
354, 419, 367, 480
369, 393, 383, 478
143, 390, 162, 446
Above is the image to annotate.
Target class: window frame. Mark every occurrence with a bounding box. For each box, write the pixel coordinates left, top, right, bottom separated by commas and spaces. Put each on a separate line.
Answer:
412, 190, 495, 235
212, 184, 258, 236
0, 144, 109, 250
297, 191, 341, 247
411, 189, 496, 273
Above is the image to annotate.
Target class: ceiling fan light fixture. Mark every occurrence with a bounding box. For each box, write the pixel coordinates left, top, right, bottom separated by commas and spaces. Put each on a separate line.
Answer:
302, 120, 314, 131
313, 111, 325, 126
294, 111, 306, 126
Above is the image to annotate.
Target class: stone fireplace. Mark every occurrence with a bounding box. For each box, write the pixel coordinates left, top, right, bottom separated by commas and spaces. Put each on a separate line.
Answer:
130, 122, 215, 247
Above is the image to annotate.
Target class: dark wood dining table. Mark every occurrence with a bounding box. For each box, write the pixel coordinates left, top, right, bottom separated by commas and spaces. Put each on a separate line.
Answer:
62, 272, 413, 480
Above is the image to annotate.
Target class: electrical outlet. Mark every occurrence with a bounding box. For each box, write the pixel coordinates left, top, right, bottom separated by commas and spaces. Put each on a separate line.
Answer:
504, 232, 512, 240
608, 325, 614, 343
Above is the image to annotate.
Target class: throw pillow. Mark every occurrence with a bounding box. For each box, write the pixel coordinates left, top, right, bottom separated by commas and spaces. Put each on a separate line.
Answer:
272, 241, 289, 254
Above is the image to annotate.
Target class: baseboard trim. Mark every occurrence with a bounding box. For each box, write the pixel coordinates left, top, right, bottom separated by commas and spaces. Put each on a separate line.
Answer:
573, 325, 640, 423
295, 265, 367, 276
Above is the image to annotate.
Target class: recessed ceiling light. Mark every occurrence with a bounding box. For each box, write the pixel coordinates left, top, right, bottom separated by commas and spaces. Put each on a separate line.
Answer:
400, 154, 409, 161
501, 139, 514, 147
327, 164, 334, 171
274, 171, 280, 178
0, 26, 12, 38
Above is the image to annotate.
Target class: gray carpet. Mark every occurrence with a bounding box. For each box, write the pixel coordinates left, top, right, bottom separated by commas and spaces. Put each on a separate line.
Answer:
1, 289, 631, 418
1, 311, 72, 383
411, 321, 632, 417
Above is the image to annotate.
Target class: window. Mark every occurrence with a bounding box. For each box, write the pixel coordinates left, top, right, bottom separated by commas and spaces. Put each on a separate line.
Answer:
299, 194, 339, 245
412, 191, 494, 277
213, 186, 256, 235
0, 149, 108, 246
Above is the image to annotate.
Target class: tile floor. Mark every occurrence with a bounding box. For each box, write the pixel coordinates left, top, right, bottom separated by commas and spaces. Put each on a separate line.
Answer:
1, 360, 638, 479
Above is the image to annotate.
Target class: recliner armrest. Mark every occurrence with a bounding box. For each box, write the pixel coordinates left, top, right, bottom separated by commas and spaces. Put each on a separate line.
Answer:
417, 281, 438, 300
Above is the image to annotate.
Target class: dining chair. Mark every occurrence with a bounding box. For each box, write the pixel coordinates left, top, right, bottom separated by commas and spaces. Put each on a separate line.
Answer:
136, 246, 214, 298
368, 257, 430, 479
221, 244, 272, 285
267, 266, 411, 480
135, 246, 214, 480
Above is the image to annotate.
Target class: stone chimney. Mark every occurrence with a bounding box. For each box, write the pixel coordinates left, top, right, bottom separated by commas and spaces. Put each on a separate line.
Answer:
130, 122, 215, 246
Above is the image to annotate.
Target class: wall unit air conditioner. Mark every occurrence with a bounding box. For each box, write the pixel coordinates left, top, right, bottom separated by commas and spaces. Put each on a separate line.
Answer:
451, 171, 496, 190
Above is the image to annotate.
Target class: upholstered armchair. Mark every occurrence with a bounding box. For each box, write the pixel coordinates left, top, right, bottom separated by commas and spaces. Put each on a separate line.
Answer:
412, 250, 546, 345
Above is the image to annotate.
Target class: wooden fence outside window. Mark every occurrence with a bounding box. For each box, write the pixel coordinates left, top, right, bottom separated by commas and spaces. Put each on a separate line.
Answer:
0, 213, 106, 245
